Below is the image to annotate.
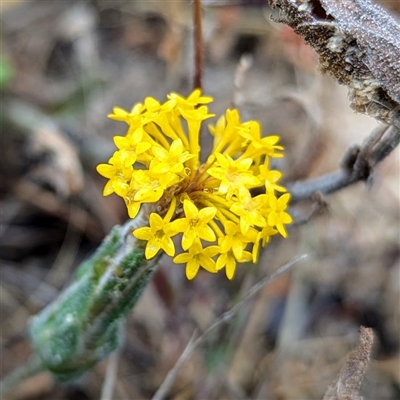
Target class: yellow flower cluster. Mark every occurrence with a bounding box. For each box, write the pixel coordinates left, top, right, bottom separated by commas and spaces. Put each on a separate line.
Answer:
97, 90, 292, 280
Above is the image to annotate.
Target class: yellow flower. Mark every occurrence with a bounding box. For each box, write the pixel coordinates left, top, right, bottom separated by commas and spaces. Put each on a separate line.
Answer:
108, 103, 144, 124
208, 114, 226, 149
131, 171, 165, 203
168, 88, 213, 109
230, 191, 268, 234
131, 170, 179, 203
180, 106, 215, 173
252, 225, 278, 263
113, 134, 152, 167
169, 199, 216, 250
258, 164, 287, 194
240, 121, 284, 159
133, 213, 175, 259
112, 179, 141, 219
218, 221, 248, 260
173, 241, 219, 280
207, 153, 261, 199
97, 89, 292, 279
96, 151, 133, 196
216, 220, 254, 279
150, 139, 193, 175
216, 250, 252, 280
267, 193, 293, 238
208, 109, 246, 157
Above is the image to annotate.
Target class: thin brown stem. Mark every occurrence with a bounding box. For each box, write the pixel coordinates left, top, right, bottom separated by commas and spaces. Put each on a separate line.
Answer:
193, 0, 203, 90
286, 125, 400, 203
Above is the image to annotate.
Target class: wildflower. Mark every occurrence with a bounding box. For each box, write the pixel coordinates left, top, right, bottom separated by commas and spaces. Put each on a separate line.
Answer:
150, 139, 193, 175
112, 179, 141, 219
169, 199, 216, 250
258, 164, 287, 194
267, 193, 293, 238
173, 240, 219, 280
97, 89, 292, 279
240, 121, 284, 160
216, 249, 252, 280
97, 151, 133, 196
168, 88, 213, 108
207, 154, 261, 199
218, 221, 249, 260
230, 191, 268, 234
133, 209, 176, 259
252, 225, 278, 263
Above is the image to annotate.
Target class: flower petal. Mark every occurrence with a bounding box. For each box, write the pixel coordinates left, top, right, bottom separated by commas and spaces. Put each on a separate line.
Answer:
186, 259, 200, 280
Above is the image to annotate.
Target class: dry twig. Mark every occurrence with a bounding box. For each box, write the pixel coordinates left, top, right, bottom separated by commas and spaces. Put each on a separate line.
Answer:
287, 124, 400, 202
323, 327, 375, 400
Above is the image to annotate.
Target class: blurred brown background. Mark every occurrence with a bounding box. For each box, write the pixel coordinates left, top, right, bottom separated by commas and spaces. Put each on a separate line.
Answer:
1, 1, 399, 399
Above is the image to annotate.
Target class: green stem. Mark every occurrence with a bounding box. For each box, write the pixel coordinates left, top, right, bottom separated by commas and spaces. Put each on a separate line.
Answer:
25, 210, 160, 382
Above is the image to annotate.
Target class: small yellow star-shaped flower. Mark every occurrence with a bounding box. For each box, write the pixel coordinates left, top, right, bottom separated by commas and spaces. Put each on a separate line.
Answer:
267, 193, 293, 238
133, 213, 176, 259
173, 240, 219, 280
169, 199, 217, 250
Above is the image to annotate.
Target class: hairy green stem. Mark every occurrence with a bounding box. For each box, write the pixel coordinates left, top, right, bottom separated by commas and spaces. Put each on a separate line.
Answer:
1, 211, 159, 395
